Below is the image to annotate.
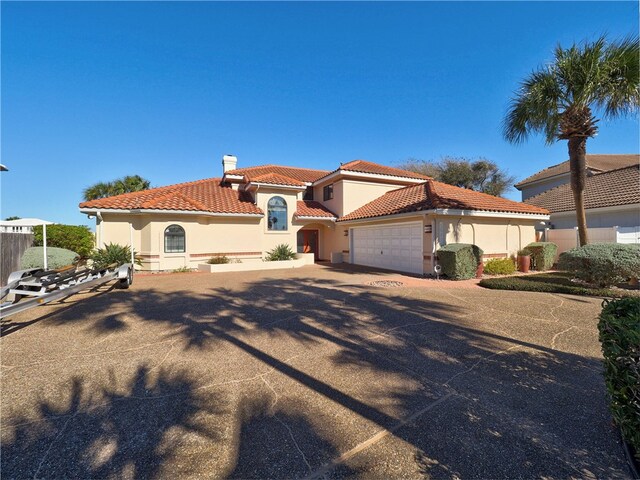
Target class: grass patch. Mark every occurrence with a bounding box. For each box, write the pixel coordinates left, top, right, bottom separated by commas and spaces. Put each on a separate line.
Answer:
479, 272, 637, 298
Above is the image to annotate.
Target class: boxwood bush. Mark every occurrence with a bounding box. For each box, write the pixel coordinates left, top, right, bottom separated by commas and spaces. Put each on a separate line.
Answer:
598, 297, 640, 461
484, 258, 516, 275
20, 246, 79, 270
437, 243, 483, 280
524, 242, 557, 271
33, 224, 94, 259
558, 243, 640, 287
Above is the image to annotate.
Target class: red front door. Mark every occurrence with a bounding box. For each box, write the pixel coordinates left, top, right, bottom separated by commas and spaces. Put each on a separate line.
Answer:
297, 230, 319, 261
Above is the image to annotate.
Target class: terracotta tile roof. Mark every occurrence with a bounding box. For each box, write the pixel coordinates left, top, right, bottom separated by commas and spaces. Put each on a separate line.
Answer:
525, 164, 640, 213
294, 200, 337, 219
339, 180, 549, 222
515, 154, 639, 188
335, 159, 430, 180
225, 165, 329, 184
249, 172, 306, 187
79, 178, 263, 215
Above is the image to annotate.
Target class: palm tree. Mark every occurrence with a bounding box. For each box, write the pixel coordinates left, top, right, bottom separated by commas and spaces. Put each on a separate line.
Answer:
503, 36, 639, 246
83, 175, 151, 201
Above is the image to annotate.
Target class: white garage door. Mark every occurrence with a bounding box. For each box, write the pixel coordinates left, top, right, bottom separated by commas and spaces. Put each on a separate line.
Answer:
351, 222, 424, 275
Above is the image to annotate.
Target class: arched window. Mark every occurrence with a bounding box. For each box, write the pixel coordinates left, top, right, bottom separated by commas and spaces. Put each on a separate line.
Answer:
164, 225, 185, 253
267, 196, 288, 231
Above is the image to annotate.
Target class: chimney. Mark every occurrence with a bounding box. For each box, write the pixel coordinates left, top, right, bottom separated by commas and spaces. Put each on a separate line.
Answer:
222, 154, 238, 173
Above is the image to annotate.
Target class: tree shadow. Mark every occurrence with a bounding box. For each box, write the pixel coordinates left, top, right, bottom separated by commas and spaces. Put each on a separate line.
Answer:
1, 272, 628, 478
1, 366, 224, 479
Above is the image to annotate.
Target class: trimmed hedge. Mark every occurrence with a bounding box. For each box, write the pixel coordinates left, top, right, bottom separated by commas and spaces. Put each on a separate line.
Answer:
20, 246, 79, 270
33, 224, 94, 259
524, 242, 557, 271
559, 243, 640, 288
478, 272, 634, 298
598, 298, 640, 461
484, 258, 516, 275
437, 243, 483, 280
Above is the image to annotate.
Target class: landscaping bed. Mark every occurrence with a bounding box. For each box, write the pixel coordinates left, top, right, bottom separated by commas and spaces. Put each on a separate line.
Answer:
479, 272, 639, 298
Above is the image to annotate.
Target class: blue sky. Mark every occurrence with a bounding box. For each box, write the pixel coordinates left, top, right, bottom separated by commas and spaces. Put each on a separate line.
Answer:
2, 1, 638, 227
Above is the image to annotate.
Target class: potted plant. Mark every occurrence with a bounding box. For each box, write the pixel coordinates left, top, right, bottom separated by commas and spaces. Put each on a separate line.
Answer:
517, 249, 531, 273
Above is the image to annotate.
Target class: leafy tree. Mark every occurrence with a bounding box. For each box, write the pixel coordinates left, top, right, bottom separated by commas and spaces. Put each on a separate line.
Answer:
400, 157, 516, 197
4, 216, 21, 221
503, 36, 639, 246
33, 224, 95, 258
83, 175, 151, 201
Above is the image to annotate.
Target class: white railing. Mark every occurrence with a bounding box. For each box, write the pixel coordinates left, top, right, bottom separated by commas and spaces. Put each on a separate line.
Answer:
545, 226, 640, 257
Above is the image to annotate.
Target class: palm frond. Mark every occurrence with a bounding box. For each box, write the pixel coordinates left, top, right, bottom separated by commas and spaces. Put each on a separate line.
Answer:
596, 35, 640, 118
503, 68, 563, 144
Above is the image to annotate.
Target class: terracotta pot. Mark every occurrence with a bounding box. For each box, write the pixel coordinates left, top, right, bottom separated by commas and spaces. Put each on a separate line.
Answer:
476, 262, 484, 278
517, 255, 531, 273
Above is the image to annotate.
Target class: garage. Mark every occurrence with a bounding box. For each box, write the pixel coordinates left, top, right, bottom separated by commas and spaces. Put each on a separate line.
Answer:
350, 222, 423, 274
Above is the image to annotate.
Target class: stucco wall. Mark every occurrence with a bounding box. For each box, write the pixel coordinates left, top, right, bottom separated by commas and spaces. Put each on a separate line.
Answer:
434, 215, 538, 258
520, 174, 569, 200
550, 206, 640, 229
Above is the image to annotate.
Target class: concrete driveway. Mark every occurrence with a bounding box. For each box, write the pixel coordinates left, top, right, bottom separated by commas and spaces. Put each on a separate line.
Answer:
0, 264, 631, 479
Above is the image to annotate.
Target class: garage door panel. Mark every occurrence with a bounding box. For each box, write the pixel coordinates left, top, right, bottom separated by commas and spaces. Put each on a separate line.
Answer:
351, 222, 423, 275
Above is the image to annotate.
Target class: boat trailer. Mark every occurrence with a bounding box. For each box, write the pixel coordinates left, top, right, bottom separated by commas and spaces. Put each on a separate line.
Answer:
0, 263, 133, 320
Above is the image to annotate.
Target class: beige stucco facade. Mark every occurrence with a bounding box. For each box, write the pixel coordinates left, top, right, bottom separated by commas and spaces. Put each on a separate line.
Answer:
89, 166, 546, 274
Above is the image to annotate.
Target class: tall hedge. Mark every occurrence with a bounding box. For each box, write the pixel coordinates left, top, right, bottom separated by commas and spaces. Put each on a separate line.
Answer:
559, 243, 640, 288
33, 224, 94, 259
524, 242, 557, 271
598, 298, 640, 461
437, 243, 483, 280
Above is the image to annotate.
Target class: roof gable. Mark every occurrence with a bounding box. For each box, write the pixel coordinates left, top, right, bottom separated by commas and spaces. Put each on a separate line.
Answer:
525, 164, 640, 213
335, 159, 430, 181
516, 154, 639, 188
79, 178, 263, 215
225, 165, 329, 184
339, 180, 548, 222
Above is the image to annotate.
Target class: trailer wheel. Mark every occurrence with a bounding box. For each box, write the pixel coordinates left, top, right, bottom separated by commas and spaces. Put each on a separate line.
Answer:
116, 267, 133, 289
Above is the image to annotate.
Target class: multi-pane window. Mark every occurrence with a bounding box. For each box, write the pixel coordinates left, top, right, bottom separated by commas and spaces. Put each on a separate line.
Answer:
164, 225, 185, 253
323, 184, 334, 201
267, 196, 288, 231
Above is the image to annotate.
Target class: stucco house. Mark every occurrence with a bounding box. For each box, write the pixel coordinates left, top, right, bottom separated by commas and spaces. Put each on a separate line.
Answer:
79, 156, 549, 275
525, 163, 640, 230
516, 154, 639, 200
517, 154, 639, 230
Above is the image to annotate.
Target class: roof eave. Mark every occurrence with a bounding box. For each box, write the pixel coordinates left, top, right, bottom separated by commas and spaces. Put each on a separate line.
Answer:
79, 208, 264, 217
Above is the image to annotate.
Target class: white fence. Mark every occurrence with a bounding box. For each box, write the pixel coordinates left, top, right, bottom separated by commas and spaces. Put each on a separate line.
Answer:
545, 226, 640, 257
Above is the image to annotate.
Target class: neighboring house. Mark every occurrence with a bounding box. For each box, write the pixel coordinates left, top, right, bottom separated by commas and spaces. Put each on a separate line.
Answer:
0, 218, 53, 234
79, 156, 549, 275
515, 154, 639, 200
525, 164, 640, 230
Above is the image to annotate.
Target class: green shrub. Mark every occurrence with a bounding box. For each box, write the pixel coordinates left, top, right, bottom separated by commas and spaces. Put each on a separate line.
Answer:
90, 243, 142, 270
207, 255, 230, 264
265, 244, 296, 262
559, 243, 640, 288
173, 266, 193, 273
33, 224, 94, 259
598, 297, 640, 460
478, 273, 630, 297
20, 246, 79, 270
437, 243, 483, 280
524, 242, 557, 271
484, 258, 516, 275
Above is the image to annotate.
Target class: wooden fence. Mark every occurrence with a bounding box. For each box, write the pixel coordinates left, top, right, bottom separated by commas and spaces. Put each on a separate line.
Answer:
1, 232, 34, 286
